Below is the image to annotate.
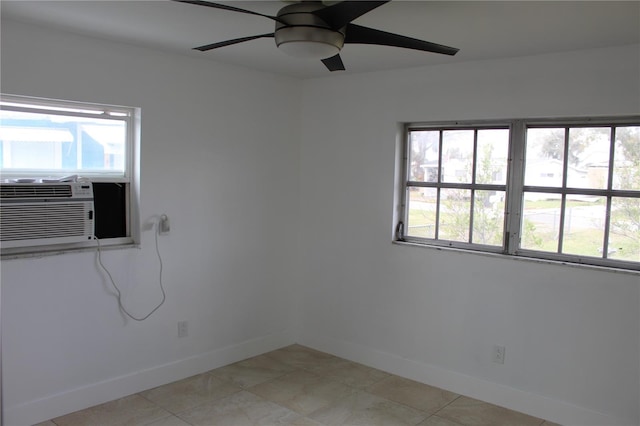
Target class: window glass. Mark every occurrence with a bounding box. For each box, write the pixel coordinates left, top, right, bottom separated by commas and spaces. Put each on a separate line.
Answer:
409, 130, 439, 182
561, 196, 607, 257
566, 127, 610, 189
613, 126, 639, 191
439, 188, 471, 242
405, 126, 509, 251
476, 129, 509, 185
609, 197, 640, 262
520, 193, 561, 252
442, 130, 474, 183
524, 128, 565, 187
522, 124, 637, 264
472, 190, 505, 246
1, 108, 127, 178
406, 189, 437, 239
401, 118, 639, 271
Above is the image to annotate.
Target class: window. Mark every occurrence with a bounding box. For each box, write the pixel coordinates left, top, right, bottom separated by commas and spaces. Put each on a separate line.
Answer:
397, 118, 640, 271
0, 94, 139, 253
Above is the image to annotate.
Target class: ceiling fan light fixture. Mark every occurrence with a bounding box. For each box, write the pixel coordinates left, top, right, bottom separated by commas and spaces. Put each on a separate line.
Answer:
274, 2, 345, 59
275, 27, 344, 59
178, 0, 460, 71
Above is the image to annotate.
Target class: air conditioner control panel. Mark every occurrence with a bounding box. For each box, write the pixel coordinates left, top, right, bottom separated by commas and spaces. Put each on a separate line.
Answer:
72, 184, 94, 198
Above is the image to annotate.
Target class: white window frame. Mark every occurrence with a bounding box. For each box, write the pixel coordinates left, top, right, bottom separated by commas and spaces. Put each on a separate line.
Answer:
0, 94, 140, 255
397, 117, 640, 272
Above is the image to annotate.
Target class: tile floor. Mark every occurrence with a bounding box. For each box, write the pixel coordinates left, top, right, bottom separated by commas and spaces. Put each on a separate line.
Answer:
37, 345, 561, 426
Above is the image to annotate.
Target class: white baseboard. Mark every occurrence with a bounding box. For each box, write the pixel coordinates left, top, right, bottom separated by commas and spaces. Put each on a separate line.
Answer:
297, 333, 636, 426
6, 330, 295, 426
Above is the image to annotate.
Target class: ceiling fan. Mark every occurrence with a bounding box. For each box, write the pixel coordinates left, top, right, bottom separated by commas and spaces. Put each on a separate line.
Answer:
174, 0, 459, 71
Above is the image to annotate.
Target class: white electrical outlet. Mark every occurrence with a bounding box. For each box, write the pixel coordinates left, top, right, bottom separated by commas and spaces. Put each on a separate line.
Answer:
178, 321, 188, 338
159, 214, 170, 235
493, 345, 505, 364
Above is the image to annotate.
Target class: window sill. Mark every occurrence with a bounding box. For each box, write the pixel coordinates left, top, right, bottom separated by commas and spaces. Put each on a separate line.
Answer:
1, 238, 139, 260
392, 240, 640, 277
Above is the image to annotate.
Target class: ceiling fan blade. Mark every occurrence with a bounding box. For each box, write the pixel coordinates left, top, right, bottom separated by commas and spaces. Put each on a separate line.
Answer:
194, 33, 275, 52
345, 24, 459, 56
173, 0, 286, 24
312, 1, 389, 30
321, 54, 345, 72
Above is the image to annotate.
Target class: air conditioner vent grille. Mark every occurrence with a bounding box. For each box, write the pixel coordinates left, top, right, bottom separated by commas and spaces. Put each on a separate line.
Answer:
1, 203, 93, 241
0, 182, 94, 249
0, 184, 73, 199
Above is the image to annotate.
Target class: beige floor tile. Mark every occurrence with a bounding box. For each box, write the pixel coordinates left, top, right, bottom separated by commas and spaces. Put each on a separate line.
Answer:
139, 372, 241, 414
144, 415, 192, 426
313, 359, 391, 389
176, 390, 314, 426
211, 353, 297, 388
249, 369, 357, 415
52, 394, 170, 426
541, 421, 562, 426
39, 347, 555, 426
266, 344, 348, 373
367, 375, 459, 414
419, 415, 465, 426
308, 389, 429, 426
288, 417, 326, 426
435, 396, 544, 426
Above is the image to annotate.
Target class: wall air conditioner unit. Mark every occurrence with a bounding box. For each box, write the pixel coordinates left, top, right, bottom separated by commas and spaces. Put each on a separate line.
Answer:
0, 182, 95, 249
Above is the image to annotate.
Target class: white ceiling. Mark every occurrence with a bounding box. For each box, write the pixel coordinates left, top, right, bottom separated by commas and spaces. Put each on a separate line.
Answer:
2, 1, 639, 78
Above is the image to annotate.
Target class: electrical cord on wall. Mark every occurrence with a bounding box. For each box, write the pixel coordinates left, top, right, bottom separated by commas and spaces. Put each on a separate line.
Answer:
94, 218, 166, 321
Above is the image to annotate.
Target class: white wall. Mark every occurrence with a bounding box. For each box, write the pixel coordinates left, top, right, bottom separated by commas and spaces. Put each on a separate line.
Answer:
1, 19, 301, 425
297, 46, 640, 426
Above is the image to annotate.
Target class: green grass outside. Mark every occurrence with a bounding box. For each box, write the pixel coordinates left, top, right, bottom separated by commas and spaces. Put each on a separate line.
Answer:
528, 228, 640, 262
407, 207, 639, 262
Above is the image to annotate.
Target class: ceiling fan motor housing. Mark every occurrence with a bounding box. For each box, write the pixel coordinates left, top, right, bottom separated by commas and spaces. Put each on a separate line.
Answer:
274, 2, 346, 59
176, 0, 459, 71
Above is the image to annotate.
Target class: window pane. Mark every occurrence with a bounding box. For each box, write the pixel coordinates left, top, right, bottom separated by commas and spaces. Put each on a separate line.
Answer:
409, 130, 439, 182
403, 119, 638, 270
439, 188, 471, 242
476, 129, 509, 184
521, 192, 561, 251
525, 128, 564, 187
609, 197, 640, 262
442, 130, 474, 183
6, 140, 59, 169
0, 109, 126, 176
472, 190, 505, 246
406, 187, 437, 238
613, 126, 640, 191
561, 196, 607, 257
566, 127, 610, 189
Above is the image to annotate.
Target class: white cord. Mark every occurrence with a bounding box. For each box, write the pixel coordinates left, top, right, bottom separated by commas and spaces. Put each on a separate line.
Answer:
94, 220, 166, 321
